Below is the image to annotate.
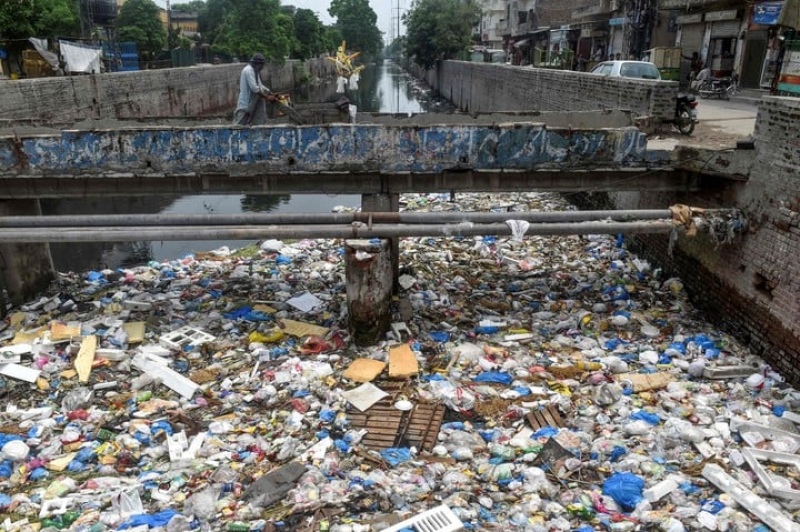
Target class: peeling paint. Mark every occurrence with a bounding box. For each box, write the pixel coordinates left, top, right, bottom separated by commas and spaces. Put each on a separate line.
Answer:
0, 123, 649, 178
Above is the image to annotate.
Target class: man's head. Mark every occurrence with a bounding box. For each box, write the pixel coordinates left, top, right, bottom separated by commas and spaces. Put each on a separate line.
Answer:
250, 53, 266, 69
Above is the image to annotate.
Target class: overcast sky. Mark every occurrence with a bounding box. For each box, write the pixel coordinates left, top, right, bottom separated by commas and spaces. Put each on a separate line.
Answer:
284, 0, 406, 43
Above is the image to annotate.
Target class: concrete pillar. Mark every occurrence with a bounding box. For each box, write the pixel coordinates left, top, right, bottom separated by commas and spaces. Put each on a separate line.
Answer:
361, 192, 400, 293
0, 200, 55, 307
345, 239, 393, 346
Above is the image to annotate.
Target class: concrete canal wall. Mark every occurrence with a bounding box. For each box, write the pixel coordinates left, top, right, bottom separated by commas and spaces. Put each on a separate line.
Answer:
584, 96, 800, 387
414, 61, 678, 128
0, 58, 333, 124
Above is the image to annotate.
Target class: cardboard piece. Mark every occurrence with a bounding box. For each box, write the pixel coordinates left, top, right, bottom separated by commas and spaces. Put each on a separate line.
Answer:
616, 371, 674, 392
342, 382, 388, 411
342, 358, 386, 382
388, 344, 419, 379
75, 335, 97, 382
46, 452, 77, 472
280, 319, 329, 338
51, 321, 81, 342
123, 322, 146, 344
12, 327, 46, 344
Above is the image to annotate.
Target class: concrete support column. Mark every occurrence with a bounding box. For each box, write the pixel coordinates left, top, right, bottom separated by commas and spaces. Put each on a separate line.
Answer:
361, 192, 400, 293
345, 239, 393, 346
0, 200, 55, 307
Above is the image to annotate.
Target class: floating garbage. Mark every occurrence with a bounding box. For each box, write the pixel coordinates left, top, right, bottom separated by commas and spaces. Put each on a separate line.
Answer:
0, 192, 796, 531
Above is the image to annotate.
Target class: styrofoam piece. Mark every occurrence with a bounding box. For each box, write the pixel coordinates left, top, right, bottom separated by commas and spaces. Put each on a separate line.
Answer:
391, 322, 412, 342
380, 504, 463, 532
158, 326, 215, 350
730, 418, 800, 447
783, 411, 800, 425
167, 431, 189, 462
132, 354, 200, 399
96, 348, 129, 361
503, 333, 534, 342
644, 477, 679, 503
702, 463, 800, 532
0, 363, 41, 383
39, 497, 72, 518
702, 365, 755, 379
1, 343, 32, 363
741, 448, 800, 501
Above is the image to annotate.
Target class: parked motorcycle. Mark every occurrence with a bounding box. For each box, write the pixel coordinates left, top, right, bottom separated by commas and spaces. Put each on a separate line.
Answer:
671, 93, 699, 135
697, 74, 739, 100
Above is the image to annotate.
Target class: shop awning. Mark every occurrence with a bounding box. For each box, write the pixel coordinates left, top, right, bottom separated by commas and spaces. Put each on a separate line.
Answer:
513, 39, 530, 48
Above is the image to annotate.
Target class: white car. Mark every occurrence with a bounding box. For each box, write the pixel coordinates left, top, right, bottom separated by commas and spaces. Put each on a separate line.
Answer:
590, 60, 661, 80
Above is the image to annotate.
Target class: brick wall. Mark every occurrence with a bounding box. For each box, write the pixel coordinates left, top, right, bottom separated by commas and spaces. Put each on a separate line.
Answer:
573, 96, 800, 388
0, 58, 333, 125
415, 61, 678, 126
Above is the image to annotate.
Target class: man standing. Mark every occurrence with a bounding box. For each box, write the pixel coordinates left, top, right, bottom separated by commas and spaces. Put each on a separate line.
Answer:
233, 53, 274, 126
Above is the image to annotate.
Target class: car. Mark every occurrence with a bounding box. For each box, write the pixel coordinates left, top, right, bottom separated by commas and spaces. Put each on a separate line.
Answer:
589, 60, 661, 80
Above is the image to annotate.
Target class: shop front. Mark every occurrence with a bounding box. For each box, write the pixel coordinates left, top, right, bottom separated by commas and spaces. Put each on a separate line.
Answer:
741, 1, 789, 89
706, 10, 742, 77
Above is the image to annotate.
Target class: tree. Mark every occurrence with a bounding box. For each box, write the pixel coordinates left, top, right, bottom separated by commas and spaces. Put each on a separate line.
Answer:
404, 0, 480, 69
292, 8, 324, 60
0, 0, 79, 39
328, 0, 382, 57
213, 0, 293, 62
116, 0, 166, 58
198, 0, 229, 46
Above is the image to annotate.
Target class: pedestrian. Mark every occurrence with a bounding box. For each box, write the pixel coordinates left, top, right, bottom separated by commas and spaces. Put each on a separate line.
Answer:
233, 53, 274, 126
682, 51, 702, 81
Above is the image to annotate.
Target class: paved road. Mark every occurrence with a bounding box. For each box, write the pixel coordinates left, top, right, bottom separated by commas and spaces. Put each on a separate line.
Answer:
649, 92, 760, 150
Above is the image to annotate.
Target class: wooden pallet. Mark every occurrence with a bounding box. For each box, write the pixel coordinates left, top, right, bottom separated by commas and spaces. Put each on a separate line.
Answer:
346, 381, 444, 452
526, 404, 565, 431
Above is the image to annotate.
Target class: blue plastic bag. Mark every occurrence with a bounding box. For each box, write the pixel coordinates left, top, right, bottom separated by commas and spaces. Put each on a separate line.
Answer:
630, 410, 661, 425
119, 509, 180, 529
473, 372, 512, 385
380, 447, 412, 467
602, 472, 644, 511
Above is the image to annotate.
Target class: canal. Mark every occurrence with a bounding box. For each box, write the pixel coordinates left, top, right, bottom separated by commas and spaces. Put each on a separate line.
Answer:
46, 60, 446, 272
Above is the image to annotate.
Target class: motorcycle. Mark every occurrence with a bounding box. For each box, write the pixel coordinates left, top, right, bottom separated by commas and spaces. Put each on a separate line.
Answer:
672, 93, 699, 135
697, 74, 739, 100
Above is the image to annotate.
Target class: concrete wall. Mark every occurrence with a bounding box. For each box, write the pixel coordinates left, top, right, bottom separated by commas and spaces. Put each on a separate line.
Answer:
0, 58, 334, 125
415, 61, 678, 127
575, 96, 800, 387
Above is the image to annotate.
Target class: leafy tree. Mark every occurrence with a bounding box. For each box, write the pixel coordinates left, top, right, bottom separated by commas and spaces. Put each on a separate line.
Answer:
322, 26, 343, 55
198, 0, 229, 45
0, 0, 79, 39
404, 0, 480, 69
328, 0, 382, 57
213, 0, 294, 62
116, 0, 166, 58
292, 8, 324, 60
171, 1, 206, 12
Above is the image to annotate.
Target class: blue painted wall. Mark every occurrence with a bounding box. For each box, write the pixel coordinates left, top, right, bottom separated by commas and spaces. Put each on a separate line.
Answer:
0, 123, 649, 177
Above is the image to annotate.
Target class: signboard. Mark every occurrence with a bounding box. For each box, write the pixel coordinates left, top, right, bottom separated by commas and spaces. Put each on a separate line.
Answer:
705, 10, 738, 22
753, 1, 784, 25
676, 13, 703, 24
609, 17, 626, 26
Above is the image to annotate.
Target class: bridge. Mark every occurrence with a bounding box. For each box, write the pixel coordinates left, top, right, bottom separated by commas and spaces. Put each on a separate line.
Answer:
3, 61, 795, 375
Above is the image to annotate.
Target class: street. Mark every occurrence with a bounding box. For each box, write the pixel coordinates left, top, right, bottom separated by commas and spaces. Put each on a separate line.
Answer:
649, 90, 761, 150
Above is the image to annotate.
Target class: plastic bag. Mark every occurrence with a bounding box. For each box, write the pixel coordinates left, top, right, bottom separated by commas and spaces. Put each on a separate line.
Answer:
602, 472, 644, 511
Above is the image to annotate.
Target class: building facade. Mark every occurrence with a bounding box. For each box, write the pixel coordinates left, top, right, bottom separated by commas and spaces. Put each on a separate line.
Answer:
482, 0, 797, 90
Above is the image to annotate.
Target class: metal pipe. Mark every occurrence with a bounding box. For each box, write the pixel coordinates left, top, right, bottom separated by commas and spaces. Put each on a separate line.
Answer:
0, 210, 679, 227
0, 221, 678, 243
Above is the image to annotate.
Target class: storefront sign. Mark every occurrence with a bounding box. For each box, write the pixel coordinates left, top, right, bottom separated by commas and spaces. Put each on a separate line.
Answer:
609, 17, 626, 26
705, 10, 738, 22
676, 13, 703, 24
753, 1, 784, 25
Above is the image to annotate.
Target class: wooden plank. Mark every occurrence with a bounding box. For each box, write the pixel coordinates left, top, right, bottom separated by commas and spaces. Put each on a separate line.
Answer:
74, 335, 97, 383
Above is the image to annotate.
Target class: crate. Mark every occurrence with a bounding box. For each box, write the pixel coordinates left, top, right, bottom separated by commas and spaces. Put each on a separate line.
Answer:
659, 67, 680, 81
648, 47, 681, 69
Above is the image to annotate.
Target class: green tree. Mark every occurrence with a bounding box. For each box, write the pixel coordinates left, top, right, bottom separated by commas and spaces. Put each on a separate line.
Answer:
322, 26, 343, 55
116, 0, 166, 58
198, 0, 228, 45
214, 0, 293, 62
404, 0, 480, 69
0, 0, 79, 39
328, 0, 382, 57
292, 8, 324, 60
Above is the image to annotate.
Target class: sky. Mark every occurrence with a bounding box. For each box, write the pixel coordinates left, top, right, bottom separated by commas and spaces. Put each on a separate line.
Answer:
283, 0, 404, 43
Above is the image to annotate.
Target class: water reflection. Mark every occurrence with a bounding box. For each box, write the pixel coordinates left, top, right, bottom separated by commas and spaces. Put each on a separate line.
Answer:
47, 60, 435, 272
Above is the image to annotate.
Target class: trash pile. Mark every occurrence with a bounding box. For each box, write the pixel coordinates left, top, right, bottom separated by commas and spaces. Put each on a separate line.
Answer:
1, 192, 799, 532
